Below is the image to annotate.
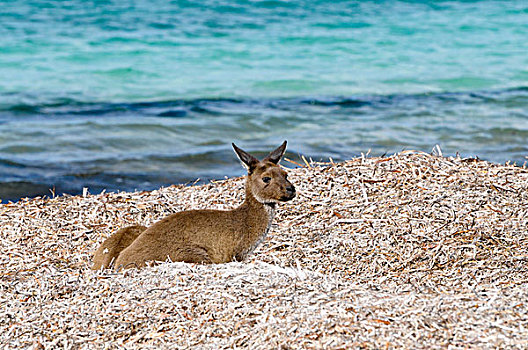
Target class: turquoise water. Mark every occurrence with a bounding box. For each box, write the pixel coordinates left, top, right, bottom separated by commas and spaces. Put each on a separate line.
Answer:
0, 0, 527, 200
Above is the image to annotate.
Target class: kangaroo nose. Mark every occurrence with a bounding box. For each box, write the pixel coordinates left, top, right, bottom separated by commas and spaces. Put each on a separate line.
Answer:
286, 185, 295, 195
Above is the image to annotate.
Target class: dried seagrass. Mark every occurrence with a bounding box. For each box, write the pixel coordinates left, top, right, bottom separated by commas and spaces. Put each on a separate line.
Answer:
1, 151, 527, 349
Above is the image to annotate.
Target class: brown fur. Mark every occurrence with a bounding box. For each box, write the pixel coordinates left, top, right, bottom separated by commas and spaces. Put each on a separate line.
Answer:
91, 141, 295, 270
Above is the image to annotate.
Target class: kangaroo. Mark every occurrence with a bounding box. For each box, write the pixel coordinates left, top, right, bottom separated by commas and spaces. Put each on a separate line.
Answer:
91, 141, 296, 270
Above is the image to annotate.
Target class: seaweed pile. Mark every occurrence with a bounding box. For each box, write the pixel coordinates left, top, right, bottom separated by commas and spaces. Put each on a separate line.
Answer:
1, 151, 527, 349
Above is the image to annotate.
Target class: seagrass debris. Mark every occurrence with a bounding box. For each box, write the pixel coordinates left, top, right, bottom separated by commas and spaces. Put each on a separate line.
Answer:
1, 151, 527, 349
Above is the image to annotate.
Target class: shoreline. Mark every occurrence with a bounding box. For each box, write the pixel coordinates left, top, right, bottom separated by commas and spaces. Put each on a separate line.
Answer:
1, 151, 527, 348
2, 86, 528, 204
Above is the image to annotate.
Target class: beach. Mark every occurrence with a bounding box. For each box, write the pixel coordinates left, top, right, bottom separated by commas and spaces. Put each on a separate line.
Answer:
2, 152, 527, 349
2, 1, 527, 347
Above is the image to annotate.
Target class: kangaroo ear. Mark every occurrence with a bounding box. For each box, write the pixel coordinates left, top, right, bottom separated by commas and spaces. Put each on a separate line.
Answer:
263, 140, 287, 164
232, 143, 259, 173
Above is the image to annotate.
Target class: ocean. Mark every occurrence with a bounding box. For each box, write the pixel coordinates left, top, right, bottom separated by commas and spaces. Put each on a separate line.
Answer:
1, 0, 527, 201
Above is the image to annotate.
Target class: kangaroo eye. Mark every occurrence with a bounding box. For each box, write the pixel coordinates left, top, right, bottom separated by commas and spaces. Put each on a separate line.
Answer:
262, 177, 271, 183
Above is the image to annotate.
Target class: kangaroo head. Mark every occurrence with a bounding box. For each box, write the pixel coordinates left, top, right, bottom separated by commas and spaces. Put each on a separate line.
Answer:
232, 141, 296, 204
